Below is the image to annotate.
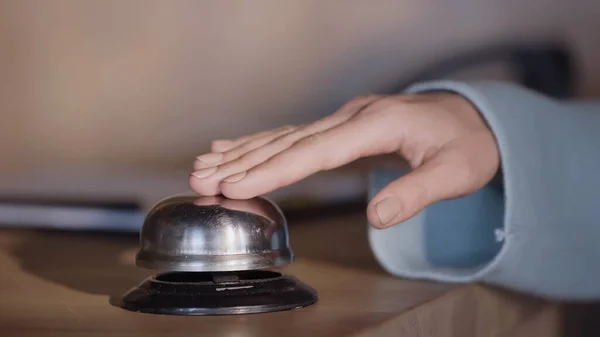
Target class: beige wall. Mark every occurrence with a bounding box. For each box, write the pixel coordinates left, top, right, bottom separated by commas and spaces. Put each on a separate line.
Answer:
2, 0, 599, 173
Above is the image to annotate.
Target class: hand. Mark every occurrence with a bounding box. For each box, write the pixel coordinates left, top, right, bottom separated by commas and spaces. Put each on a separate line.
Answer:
189, 92, 500, 229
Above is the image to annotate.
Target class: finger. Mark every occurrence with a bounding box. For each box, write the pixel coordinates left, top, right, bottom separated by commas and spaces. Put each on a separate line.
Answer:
209, 127, 285, 153
195, 125, 298, 170
366, 154, 475, 229
198, 125, 299, 170
214, 94, 382, 170
210, 140, 236, 153
190, 95, 383, 195
219, 115, 397, 199
190, 120, 343, 196
208, 95, 378, 153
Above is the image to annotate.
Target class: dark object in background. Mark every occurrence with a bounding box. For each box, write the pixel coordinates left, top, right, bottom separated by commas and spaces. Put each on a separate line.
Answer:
0, 195, 144, 232
513, 43, 575, 99
397, 40, 576, 99
563, 303, 600, 337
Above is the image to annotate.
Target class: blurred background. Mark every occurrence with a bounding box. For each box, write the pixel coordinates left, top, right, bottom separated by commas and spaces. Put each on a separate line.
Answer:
0, 0, 598, 231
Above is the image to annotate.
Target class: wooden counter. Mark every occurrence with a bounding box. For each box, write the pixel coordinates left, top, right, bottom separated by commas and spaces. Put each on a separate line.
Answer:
0, 212, 563, 336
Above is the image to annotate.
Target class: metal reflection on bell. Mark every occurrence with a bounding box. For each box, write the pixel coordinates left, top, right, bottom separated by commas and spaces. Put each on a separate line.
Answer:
117, 195, 318, 316
135, 195, 294, 272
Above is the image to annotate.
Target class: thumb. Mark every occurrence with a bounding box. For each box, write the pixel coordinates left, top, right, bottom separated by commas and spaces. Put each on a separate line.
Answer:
367, 157, 469, 229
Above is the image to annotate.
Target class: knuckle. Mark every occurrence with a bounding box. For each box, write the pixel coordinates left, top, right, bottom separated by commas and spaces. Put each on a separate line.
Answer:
438, 155, 478, 194
393, 179, 430, 213
453, 160, 477, 188
236, 150, 263, 169
348, 94, 375, 105
225, 143, 257, 162
221, 149, 239, 162
279, 125, 297, 133
408, 182, 430, 207
279, 131, 302, 146
293, 123, 313, 135
356, 96, 398, 119
377, 105, 401, 123
296, 132, 323, 147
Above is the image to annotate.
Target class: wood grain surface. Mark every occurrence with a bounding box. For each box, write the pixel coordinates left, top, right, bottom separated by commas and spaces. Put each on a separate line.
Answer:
0, 212, 562, 336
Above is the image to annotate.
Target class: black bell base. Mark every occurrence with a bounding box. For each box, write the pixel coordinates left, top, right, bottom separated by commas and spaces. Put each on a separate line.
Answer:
117, 270, 318, 316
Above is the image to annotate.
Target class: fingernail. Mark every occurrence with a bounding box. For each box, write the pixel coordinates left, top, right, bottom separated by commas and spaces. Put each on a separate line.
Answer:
212, 140, 233, 151
191, 167, 218, 179
196, 152, 224, 165
223, 171, 246, 183
375, 198, 400, 227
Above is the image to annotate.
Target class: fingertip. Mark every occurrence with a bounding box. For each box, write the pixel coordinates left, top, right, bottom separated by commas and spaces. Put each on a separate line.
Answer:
366, 204, 386, 229
193, 160, 207, 170
188, 174, 201, 193
211, 140, 234, 152
188, 174, 221, 196
367, 198, 398, 229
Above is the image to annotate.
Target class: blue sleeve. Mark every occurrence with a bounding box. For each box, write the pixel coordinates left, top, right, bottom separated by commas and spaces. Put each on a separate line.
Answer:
367, 80, 600, 300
